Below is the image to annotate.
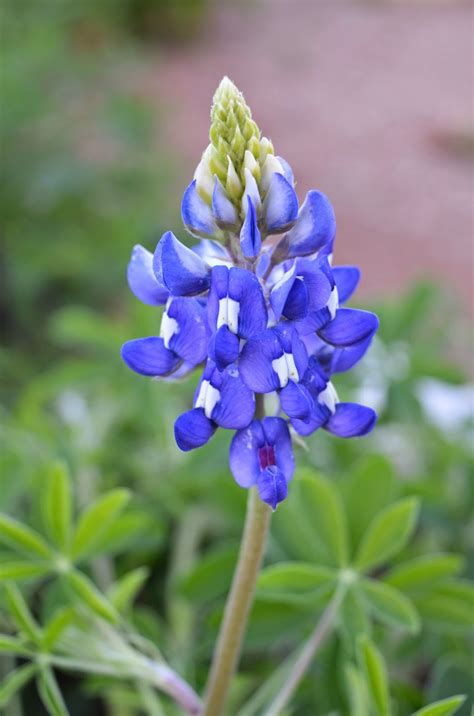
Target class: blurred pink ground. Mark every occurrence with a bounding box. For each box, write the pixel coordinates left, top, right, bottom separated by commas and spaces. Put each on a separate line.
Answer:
135, 0, 473, 311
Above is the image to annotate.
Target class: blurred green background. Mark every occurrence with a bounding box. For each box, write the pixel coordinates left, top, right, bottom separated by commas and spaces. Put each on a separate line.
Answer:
1, 1, 472, 714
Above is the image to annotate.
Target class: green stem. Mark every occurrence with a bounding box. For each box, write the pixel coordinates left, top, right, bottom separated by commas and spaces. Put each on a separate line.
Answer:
203, 395, 271, 716
263, 580, 348, 716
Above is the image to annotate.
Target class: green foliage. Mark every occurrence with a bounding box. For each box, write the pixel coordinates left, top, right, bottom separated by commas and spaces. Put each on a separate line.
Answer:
1, 1, 472, 714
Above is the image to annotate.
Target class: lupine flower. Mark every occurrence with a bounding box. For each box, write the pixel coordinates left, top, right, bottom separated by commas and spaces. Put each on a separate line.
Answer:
122, 76, 379, 510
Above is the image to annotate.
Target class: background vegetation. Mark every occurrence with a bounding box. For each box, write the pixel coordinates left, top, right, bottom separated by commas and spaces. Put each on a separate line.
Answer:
1, 2, 472, 715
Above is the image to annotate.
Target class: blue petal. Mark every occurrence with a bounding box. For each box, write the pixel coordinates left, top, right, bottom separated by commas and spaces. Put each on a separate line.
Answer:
208, 266, 267, 339
279, 381, 313, 422
209, 325, 240, 370
121, 337, 180, 377
240, 197, 262, 259
290, 403, 329, 437
276, 156, 295, 187
296, 258, 333, 312
318, 308, 379, 347
209, 367, 255, 429
332, 266, 361, 304
166, 298, 210, 365
181, 180, 217, 237
155, 231, 210, 296
228, 268, 268, 338
229, 421, 265, 488
270, 264, 298, 321
192, 238, 231, 264
263, 173, 298, 233
174, 408, 216, 451
127, 245, 169, 306
257, 466, 287, 510
325, 403, 377, 437
328, 335, 374, 374
261, 417, 295, 483
212, 178, 239, 228
239, 329, 284, 393
277, 190, 336, 259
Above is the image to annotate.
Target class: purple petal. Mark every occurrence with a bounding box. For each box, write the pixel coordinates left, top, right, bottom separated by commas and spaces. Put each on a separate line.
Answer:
212, 178, 239, 228
276, 190, 336, 260
328, 335, 374, 374
192, 238, 231, 264
228, 268, 268, 338
238, 329, 283, 393
257, 466, 288, 510
276, 156, 295, 187
279, 381, 314, 422
181, 180, 217, 237
229, 421, 266, 488
155, 231, 210, 297
209, 367, 255, 429
325, 403, 377, 437
166, 298, 210, 365
270, 264, 298, 321
174, 408, 216, 451
209, 325, 240, 370
332, 266, 361, 304
263, 172, 298, 233
127, 245, 169, 306
318, 308, 379, 347
208, 266, 267, 340
240, 197, 261, 259
261, 417, 295, 484
121, 337, 180, 377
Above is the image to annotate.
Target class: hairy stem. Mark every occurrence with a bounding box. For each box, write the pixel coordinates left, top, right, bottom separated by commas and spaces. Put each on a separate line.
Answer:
203, 396, 271, 716
263, 581, 347, 716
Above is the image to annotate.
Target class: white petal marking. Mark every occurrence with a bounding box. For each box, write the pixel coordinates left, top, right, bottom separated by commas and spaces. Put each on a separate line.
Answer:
195, 379, 221, 419
272, 352, 300, 388
217, 297, 240, 333
318, 382, 339, 414
327, 286, 339, 320
160, 311, 179, 349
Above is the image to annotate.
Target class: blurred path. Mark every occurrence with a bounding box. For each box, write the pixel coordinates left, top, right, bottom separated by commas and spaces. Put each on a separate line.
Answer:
135, 0, 473, 310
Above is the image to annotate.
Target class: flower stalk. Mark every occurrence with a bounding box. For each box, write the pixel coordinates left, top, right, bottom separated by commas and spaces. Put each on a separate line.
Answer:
203, 399, 271, 716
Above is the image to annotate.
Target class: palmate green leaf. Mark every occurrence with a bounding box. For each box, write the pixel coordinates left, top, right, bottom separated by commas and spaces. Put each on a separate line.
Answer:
344, 662, 370, 716
0, 663, 38, 709
37, 668, 70, 716
386, 554, 465, 593
357, 635, 391, 716
413, 579, 474, 632
360, 578, 421, 633
257, 562, 338, 606
71, 489, 130, 560
339, 585, 371, 649
42, 461, 72, 551
353, 498, 419, 573
179, 544, 238, 605
107, 566, 150, 613
342, 454, 396, 551
5, 584, 42, 643
42, 607, 76, 651
0, 634, 33, 656
66, 570, 118, 623
272, 473, 349, 567
0, 514, 52, 559
412, 695, 466, 716
0, 560, 51, 581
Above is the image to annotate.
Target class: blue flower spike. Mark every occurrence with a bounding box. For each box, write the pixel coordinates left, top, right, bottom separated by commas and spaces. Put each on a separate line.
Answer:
121, 76, 379, 508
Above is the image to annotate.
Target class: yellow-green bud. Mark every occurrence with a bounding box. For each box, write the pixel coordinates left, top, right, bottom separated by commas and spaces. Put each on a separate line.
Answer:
244, 149, 261, 183
210, 77, 261, 181
226, 157, 243, 201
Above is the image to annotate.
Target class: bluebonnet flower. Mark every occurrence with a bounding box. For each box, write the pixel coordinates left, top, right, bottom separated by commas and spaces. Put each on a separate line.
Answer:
122, 77, 379, 510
